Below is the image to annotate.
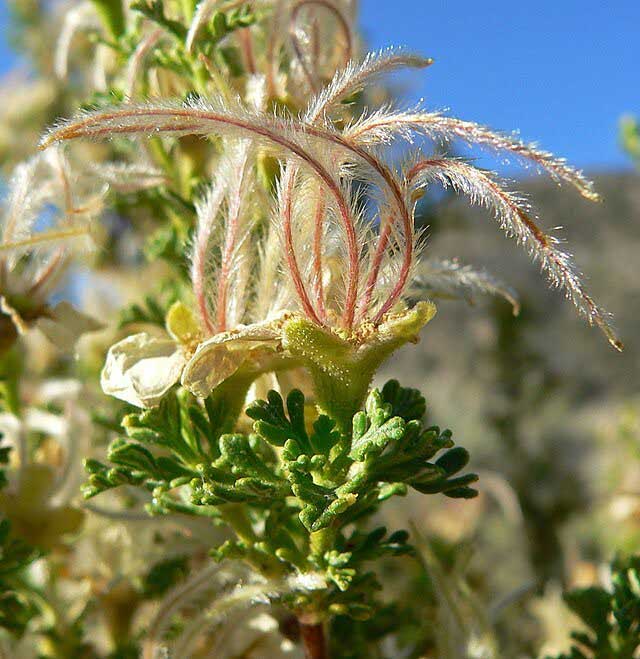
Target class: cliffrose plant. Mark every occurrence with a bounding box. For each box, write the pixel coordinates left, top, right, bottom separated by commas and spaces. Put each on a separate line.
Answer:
0, 0, 621, 656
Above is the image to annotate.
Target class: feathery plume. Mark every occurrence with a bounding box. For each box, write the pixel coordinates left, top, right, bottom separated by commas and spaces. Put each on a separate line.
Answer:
125, 27, 165, 98
408, 158, 620, 349
289, 0, 354, 93
54, 2, 100, 80
185, 0, 217, 54
305, 48, 433, 123
39, 53, 616, 348
410, 258, 520, 315
143, 562, 242, 659
192, 166, 230, 336
92, 162, 169, 191
40, 98, 364, 329
347, 109, 599, 201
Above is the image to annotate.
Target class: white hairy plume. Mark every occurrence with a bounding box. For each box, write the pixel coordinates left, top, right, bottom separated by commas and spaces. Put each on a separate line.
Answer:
143, 561, 246, 659
346, 108, 599, 201
2, 155, 69, 265
305, 47, 433, 123
40, 97, 374, 329
0, 150, 104, 300
214, 141, 255, 331
408, 159, 620, 350
54, 1, 100, 80
411, 258, 520, 315
125, 27, 165, 97
288, 0, 355, 93
39, 50, 616, 347
185, 0, 218, 54
252, 225, 290, 321
1, 157, 45, 251
191, 141, 256, 335
92, 162, 168, 191
169, 584, 275, 658
192, 162, 232, 336
170, 571, 328, 658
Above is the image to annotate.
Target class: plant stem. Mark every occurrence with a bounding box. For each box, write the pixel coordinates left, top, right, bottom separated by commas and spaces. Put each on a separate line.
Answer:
310, 527, 337, 560
299, 621, 328, 659
220, 503, 256, 544
205, 373, 255, 437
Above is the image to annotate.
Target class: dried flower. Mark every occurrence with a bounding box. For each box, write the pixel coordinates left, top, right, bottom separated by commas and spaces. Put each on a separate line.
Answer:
0, 149, 104, 353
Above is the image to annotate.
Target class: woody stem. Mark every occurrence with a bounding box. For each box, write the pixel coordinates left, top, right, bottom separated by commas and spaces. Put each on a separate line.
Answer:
299, 620, 328, 659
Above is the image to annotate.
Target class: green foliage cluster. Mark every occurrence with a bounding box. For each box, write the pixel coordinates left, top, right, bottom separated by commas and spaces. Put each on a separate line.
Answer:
83, 380, 477, 620
0, 405, 194, 655
0, 514, 40, 638
547, 555, 640, 659
0, 431, 39, 638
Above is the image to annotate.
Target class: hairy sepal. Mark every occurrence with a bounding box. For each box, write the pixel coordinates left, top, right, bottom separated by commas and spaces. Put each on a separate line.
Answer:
281, 301, 436, 429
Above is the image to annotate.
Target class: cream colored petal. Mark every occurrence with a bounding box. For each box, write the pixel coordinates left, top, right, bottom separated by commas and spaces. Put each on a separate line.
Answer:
36, 301, 104, 351
0, 413, 23, 455
24, 409, 68, 437
181, 342, 245, 399
181, 321, 282, 398
101, 332, 185, 408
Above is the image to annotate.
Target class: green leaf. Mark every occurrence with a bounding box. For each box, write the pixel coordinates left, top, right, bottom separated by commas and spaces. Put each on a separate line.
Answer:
564, 587, 611, 637
411, 472, 479, 496
90, 0, 126, 40
108, 439, 158, 474
435, 446, 470, 475
130, 1, 187, 39
548, 554, 640, 658
247, 390, 311, 453
218, 434, 284, 486
381, 380, 426, 422
349, 392, 405, 462
310, 415, 341, 455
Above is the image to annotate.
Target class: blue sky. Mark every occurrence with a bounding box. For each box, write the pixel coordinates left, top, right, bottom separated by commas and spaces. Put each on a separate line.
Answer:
1, 1, 638, 173
358, 1, 639, 173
